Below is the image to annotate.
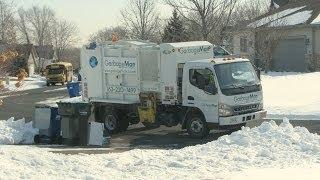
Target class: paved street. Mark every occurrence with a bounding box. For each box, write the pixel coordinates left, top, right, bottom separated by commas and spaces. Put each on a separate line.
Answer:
1, 86, 320, 154
0, 85, 68, 121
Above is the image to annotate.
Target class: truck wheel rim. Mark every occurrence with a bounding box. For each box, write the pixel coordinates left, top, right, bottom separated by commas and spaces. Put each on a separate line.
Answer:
190, 118, 203, 133
105, 115, 117, 131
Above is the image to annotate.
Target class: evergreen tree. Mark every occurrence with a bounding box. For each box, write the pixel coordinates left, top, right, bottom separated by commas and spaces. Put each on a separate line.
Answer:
162, 9, 188, 43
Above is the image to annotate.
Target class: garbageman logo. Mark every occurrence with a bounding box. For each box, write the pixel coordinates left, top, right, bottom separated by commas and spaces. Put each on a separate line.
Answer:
89, 56, 98, 68
234, 94, 258, 103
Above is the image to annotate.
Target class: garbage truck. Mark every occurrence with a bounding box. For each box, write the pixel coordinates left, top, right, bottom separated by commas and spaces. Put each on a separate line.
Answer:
80, 40, 267, 138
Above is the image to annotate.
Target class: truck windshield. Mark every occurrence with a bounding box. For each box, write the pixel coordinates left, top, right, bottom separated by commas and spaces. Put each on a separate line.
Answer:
214, 62, 261, 96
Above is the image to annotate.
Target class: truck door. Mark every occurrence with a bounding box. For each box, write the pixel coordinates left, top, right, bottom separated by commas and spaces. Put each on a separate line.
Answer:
183, 66, 219, 123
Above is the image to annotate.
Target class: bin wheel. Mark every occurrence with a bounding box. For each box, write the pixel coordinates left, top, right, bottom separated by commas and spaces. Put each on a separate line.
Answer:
103, 109, 121, 134
46, 82, 50, 87
57, 136, 63, 145
34, 135, 40, 144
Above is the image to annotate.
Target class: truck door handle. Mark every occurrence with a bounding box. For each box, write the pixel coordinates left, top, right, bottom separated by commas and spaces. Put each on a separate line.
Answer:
188, 96, 194, 100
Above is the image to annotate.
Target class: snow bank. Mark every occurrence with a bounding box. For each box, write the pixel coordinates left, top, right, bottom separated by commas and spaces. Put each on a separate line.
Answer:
262, 72, 320, 116
0, 118, 38, 145
0, 120, 319, 179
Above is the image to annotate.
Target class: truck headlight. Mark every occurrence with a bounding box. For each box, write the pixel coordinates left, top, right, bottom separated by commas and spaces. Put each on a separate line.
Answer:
219, 103, 234, 117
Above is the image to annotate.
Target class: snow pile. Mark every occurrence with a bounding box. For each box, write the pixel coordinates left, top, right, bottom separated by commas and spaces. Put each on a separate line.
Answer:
0, 120, 319, 179
262, 72, 320, 116
0, 118, 38, 145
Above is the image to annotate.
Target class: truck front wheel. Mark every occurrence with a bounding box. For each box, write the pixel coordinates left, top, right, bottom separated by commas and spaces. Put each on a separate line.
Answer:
186, 114, 209, 138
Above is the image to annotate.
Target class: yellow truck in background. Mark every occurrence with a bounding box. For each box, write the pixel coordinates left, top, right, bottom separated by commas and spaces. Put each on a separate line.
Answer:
45, 62, 73, 86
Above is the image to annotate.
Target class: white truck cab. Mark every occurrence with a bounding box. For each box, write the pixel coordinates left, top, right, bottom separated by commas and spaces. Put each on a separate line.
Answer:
81, 40, 266, 138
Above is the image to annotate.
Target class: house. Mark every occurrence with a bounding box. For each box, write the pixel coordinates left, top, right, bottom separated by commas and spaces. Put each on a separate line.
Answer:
13, 44, 39, 76
35, 45, 57, 70
231, 0, 320, 72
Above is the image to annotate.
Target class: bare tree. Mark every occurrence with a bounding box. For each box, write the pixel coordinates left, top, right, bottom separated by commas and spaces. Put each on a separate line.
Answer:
121, 0, 161, 41
232, 0, 269, 24
89, 26, 128, 43
26, 6, 55, 47
0, 0, 16, 44
166, 0, 238, 43
52, 19, 79, 61
17, 8, 31, 44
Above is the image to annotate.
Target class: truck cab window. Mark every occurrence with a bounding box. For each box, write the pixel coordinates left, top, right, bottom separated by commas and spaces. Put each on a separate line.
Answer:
189, 69, 216, 94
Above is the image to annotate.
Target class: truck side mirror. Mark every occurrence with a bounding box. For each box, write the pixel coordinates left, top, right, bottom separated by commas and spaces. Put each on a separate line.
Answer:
256, 69, 261, 80
252, 63, 261, 80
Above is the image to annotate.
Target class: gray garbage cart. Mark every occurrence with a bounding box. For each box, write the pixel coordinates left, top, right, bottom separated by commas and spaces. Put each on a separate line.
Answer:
33, 103, 61, 144
57, 102, 92, 146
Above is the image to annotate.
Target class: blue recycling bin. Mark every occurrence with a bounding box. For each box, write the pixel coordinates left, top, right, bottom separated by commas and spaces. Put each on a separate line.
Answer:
67, 82, 81, 98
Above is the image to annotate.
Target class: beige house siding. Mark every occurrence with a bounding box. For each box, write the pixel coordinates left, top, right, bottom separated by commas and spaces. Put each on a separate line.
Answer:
314, 29, 320, 54
232, 30, 255, 60
232, 27, 314, 63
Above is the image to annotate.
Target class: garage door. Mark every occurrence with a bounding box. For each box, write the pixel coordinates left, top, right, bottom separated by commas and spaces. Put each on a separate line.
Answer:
272, 37, 307, 72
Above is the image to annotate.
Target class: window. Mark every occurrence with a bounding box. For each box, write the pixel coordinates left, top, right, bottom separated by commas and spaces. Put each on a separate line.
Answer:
240, 37, 248, 53
189, 68, 216, 94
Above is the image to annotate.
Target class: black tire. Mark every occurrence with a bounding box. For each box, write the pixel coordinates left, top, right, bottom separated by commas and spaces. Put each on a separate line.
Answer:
102, 109, 121, 134
186, 113, 209, 138
46, 82, 50, 87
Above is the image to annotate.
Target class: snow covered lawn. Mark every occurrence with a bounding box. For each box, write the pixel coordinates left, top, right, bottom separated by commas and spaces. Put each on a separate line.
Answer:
262, 72, 320, 117
1, 75, 46, 93
0, 119, 319, 179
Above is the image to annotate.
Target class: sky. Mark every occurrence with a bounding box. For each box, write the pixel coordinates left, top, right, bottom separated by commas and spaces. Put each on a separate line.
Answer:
15, 0, 172, 46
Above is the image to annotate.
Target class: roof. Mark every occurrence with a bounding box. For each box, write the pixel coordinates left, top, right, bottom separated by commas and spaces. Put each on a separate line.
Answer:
163, 41, 212, 48
117, 40, 156, 47
35, 45, 55, 60
188, 58, 250, 65
247, 0, 320, 28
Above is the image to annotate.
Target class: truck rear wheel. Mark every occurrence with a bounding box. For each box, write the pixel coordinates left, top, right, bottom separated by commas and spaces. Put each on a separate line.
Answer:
186, 114, 209, 138
103, 109, 121, 134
